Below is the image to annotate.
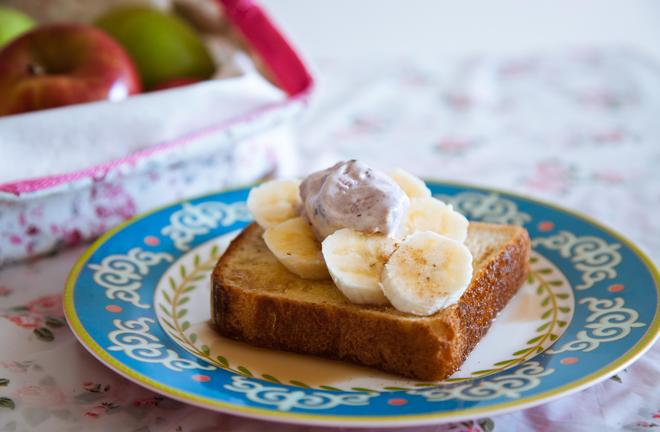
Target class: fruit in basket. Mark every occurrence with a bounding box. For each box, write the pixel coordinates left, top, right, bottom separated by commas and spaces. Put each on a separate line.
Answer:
0, 23, 141, 116
95, 7, 216, 90
0, 6, 35, 48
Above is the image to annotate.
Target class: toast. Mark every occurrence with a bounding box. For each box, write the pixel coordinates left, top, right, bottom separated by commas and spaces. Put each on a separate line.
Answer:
211, 222, 530, 381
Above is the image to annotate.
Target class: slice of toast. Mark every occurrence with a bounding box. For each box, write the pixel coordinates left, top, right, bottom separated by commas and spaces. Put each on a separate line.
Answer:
211, 222, 530, 381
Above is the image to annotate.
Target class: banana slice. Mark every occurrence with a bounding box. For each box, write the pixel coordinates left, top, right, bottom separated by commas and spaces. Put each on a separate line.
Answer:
404, 197, 469, 242
263, 217, 330, 280
381, 231, 473, 316
389, 168, 431, 198
322, 229, 397, 305
247, 179, 301, 228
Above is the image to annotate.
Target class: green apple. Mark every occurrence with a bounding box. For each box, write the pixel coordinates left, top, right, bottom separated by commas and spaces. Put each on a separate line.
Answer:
95, 7, 215, 89
0, 6, 35, 48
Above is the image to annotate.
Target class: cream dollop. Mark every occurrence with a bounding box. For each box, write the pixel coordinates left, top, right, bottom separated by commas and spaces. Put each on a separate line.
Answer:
299, 160, 409, 240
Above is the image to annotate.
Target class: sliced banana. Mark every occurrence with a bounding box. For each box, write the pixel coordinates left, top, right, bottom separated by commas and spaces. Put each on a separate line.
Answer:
263, 217, 330, 280
381, 231, 473, 316
247, 179, 301, 229
389, 168, 431, 198
322, 229, 397, 305
404, 197, 469, 242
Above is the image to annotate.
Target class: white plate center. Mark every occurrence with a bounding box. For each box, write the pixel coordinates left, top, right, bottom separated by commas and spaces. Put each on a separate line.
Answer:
154, 232, 574, 391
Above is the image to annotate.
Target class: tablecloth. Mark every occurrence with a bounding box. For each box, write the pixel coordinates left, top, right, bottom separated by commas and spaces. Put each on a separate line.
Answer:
1, 46, 659, 432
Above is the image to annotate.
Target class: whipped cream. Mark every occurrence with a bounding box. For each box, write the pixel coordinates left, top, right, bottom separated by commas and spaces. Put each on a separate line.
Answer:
299, 160, 409, 240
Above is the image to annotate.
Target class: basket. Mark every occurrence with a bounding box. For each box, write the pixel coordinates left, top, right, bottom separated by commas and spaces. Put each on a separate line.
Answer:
0, 0, 313, 266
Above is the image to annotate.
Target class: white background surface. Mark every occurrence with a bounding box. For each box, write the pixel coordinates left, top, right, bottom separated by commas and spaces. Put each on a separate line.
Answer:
260, 0, 660, 60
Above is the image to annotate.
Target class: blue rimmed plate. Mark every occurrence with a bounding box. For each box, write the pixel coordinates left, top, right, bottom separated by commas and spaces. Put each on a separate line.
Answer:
64, 182, 659, 427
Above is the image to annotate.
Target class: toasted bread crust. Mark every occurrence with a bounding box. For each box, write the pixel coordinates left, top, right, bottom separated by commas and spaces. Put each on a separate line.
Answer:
212, 222, 530, 380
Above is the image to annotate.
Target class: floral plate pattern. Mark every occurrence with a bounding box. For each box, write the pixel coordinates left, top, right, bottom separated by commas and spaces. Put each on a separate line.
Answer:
63, 182, 660, 427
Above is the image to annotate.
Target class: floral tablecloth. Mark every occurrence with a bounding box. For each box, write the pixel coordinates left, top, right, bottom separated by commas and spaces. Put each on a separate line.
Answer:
1, 47, 659, 432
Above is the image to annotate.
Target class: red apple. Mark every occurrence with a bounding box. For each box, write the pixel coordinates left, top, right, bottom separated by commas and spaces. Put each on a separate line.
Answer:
0, 23, 141, 116
151, 77, 201, 91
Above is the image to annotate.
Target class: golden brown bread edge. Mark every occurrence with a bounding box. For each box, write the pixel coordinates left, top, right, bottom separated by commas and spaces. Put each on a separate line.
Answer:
211, 222, 531, 381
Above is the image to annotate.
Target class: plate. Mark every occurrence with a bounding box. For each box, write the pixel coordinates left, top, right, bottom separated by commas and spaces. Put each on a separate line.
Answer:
64, 182, 660, 427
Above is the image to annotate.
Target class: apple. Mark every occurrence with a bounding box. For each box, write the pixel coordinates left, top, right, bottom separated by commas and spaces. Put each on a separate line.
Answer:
0, 23, 141, 116
95, 7, 216, 90
0, 6, 35, 48
151, 76, 202, 91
